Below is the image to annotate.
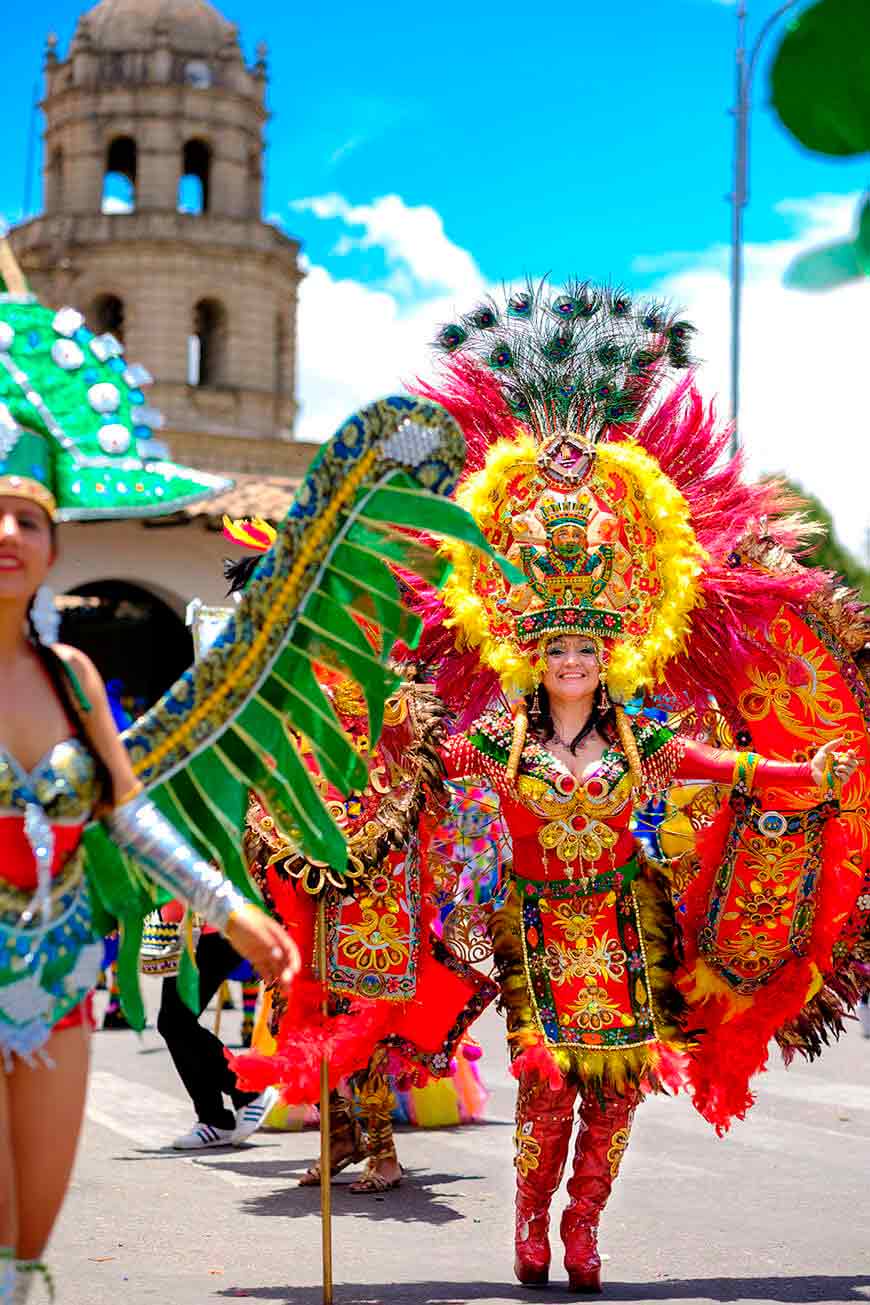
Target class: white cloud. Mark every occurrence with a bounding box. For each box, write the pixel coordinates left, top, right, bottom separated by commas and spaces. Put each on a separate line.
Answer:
292, 188, 868, 565
638, 191, 869, 561
295, 269, 466, 443
292, 193, 485, 442
292, 193, 484, 298
101, 195, 133, 215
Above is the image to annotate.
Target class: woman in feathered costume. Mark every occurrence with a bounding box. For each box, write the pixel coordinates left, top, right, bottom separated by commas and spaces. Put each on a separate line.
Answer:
404, 280, 867, 1291
0, 252, 300, 1305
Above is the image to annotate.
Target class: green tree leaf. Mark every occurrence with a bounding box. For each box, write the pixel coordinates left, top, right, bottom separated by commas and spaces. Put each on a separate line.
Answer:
770, 0, 870, 157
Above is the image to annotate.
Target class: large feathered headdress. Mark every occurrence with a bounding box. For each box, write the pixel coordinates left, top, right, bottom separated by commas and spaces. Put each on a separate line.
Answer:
413, 278, 824, 720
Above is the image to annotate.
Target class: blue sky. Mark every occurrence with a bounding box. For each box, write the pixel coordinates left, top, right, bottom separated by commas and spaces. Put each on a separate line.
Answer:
2, 0, 869, 556
6, 0, 866, 279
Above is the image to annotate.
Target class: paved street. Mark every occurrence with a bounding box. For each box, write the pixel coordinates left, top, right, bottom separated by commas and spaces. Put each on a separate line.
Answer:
53, 980, 869, 1305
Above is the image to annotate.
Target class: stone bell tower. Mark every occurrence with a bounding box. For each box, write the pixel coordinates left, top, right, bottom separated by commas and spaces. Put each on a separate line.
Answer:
9, 0, 303, 466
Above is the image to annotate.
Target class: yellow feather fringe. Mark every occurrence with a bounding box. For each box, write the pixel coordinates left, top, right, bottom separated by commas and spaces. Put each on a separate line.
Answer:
597, 441, 705, 702
441, 432, 539, 694
439, 432, 706, 702
677, 955, 754, 1020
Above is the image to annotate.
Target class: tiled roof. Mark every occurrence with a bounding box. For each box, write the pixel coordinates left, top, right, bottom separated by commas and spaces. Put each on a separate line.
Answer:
180, 473, 300, 525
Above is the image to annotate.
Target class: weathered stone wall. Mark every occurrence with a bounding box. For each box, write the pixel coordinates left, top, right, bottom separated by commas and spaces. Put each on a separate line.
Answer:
54, 517, 233, 613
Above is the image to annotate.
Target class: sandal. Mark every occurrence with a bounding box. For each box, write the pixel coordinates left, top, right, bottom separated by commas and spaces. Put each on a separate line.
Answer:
349, 1159, 403, 1194
298, 1147, 364, 1186
348, 1083, 401, 1194
298, 1093, 366, 1187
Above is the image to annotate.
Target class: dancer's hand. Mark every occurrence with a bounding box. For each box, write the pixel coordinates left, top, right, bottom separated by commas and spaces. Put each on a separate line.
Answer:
810, 738, 859, 789
226, 904, 300, 987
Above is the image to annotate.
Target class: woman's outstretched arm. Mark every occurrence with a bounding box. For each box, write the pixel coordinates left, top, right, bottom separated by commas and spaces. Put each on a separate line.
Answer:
55, 645, 299, 986
674, 736, 858, 791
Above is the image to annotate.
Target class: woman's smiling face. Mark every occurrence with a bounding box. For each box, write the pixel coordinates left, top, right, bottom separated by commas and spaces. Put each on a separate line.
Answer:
0, 495, 55, 603
540, 635, 601, 702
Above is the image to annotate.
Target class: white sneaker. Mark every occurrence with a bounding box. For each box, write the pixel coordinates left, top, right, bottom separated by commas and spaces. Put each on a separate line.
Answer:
233, 1086, 280, 1143
171, 1122, 237, 1150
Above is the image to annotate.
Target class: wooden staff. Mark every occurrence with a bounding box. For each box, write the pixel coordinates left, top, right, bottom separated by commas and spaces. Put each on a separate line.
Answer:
317, 893, 333, 1305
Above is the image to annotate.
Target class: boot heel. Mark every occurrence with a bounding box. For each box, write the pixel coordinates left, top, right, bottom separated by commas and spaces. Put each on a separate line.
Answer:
561, 1214, 602, 1295
514, 1257, 550, 1287
514, 1211, 552, 1286
567, 1265, 602, 1293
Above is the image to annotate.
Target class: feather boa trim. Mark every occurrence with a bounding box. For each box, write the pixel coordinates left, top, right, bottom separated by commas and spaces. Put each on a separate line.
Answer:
230, 981, 394, 1102
231, 817, 497, 1104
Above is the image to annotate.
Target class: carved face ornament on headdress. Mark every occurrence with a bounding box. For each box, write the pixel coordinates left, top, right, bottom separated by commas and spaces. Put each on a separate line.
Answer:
500, 452, 630, 642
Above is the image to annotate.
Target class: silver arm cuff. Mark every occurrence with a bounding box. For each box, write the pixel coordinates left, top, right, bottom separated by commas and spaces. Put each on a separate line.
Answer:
105, 793, 247, 933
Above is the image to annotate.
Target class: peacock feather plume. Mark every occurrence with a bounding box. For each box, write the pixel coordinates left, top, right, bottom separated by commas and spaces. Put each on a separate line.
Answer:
434, 277, 697, 443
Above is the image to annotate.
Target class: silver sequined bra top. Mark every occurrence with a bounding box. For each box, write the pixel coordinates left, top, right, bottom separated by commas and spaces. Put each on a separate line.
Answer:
0, 738, 100, 825
0, 739, 100, 910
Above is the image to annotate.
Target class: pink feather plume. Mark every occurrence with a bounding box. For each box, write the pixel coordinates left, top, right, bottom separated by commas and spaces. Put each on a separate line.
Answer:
630, 378, 829, 716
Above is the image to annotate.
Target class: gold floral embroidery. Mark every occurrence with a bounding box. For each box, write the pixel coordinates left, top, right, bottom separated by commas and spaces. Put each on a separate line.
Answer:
738, 620, 845, 749
566, 984, 622, 1031
550, 900, 602, 942
716, 834, 809, 971
711, 927, 787, 976
732, 881, 792, 930
337, 905, 410, 973
607, 1125, 631, 1178
587, 935, 628, 982
513, 1120, 541, 1177
544, 933, 627, 987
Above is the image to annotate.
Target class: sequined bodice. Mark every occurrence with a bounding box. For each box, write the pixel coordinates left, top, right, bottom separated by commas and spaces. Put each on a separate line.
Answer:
0, 739, 100, 896
442, 708, 682, 885
0, 739, 100, 823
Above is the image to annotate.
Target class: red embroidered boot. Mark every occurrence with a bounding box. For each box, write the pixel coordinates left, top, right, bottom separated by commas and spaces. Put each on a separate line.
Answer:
513, 1076, 576, 1287
561, 1088, 639, 1293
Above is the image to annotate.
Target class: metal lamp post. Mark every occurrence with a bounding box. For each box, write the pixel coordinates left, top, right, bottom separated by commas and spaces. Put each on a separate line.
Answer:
729, 1, 800, 456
